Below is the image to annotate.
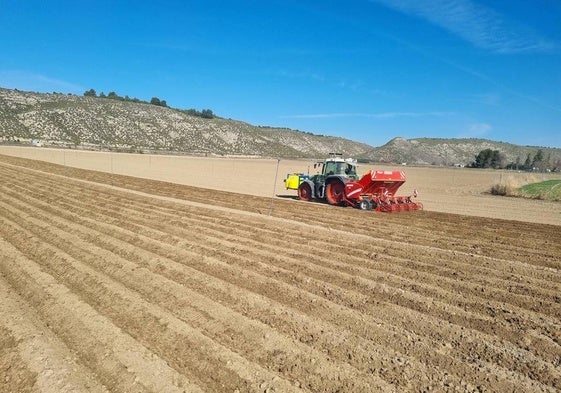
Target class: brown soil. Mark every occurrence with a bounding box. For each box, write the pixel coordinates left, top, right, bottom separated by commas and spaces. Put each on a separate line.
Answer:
0, 152, 560, 392
2, 146, 560, 225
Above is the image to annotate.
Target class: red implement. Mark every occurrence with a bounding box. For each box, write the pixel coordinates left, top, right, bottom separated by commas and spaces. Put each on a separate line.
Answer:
343, 170, 422, 212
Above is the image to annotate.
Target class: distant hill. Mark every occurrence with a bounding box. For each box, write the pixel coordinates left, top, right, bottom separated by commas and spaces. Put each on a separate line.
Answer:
366, 137, 561, 168
0, 87, 370, 158
1, 87, 560, 168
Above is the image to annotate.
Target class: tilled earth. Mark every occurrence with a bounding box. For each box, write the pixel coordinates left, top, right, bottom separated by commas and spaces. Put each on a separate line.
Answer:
1, 154, 560, 393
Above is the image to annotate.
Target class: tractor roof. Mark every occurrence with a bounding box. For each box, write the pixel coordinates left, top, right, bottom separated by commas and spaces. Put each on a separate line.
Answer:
322, 157, 358, 165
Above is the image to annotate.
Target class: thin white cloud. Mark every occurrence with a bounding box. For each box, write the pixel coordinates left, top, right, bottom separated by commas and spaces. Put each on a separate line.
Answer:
282, 111, 453, 119
0, 70, 83, 93
461, 122, 492, 138
370, 0, 556, 53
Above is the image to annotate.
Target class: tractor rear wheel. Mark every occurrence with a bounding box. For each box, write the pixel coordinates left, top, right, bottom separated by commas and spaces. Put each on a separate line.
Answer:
326, 181, 345, 205
298, 182, 312, 201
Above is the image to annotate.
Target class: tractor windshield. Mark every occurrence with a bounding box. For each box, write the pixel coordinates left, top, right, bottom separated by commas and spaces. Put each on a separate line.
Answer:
324, 161, 358, 179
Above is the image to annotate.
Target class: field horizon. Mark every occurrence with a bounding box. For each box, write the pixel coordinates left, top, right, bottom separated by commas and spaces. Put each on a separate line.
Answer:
1, 146, 560, 226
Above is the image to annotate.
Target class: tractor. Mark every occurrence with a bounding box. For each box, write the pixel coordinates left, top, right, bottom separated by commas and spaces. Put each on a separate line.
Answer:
284, 154, 422, 212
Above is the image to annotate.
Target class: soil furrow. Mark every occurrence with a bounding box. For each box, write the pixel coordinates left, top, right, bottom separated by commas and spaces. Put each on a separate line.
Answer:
2, 157, 559, 266
3, 164, 559, 295
1, 154, 560, 393
0, 274, 108, 393
0, 213, 309, 393
2, 189, 557, 392
5, 168, 558, 318
0, 237, 200, 393
2, 161, 560, 278
0, 189, 392, 391
0, 180, 516, 390
10, 179, 559, 363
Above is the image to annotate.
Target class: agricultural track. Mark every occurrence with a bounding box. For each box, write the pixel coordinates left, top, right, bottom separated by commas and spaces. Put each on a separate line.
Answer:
1, 154, 560, 393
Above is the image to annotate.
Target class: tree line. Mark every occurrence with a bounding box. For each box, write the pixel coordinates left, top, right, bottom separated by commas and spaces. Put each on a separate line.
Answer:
83, 89, 215, 119
471, 148, 558, 172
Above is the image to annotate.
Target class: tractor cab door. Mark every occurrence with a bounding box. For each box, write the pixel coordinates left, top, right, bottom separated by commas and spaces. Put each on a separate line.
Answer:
343, 163, 358, 179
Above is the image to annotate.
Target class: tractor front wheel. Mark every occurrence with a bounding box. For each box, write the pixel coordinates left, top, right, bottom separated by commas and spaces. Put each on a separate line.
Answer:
326, 181, 345, 205
298, 182, 312, 201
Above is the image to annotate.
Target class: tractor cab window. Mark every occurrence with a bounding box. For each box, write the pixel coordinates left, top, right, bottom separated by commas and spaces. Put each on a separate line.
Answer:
324, 161, 339, 176
323, 161, 356, 177
323, 160, 358, 178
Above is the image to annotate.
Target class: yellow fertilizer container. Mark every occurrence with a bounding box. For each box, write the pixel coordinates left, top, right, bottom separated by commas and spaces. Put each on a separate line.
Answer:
285, 173, 308, 190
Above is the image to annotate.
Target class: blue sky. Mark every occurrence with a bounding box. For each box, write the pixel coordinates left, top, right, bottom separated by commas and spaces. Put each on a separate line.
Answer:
1, 0, 560, 148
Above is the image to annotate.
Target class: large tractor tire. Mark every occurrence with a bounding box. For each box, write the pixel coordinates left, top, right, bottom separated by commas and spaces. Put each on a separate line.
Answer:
325, 181, 345, 205
298, 182, 312, 201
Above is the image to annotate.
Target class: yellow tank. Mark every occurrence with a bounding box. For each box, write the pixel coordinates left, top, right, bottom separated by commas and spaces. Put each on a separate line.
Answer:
285, 173, 306, 190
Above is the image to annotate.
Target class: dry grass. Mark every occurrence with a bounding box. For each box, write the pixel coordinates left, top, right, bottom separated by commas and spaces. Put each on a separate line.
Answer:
489, 173, 541, 196
490, 172, 561, 201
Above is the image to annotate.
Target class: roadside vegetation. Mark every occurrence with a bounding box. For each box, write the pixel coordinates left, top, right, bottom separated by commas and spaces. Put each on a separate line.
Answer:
471, 148, 559, 172
490, 176, 561, 201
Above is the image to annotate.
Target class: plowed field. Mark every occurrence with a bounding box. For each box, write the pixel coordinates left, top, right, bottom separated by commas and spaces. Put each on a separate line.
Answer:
1, 153, 560, 393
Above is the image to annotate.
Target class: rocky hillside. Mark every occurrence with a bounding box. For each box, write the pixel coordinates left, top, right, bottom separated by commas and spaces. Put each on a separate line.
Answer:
0, 88, 370, 158
366, 137, 561, 167
1, 87, 560, 167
